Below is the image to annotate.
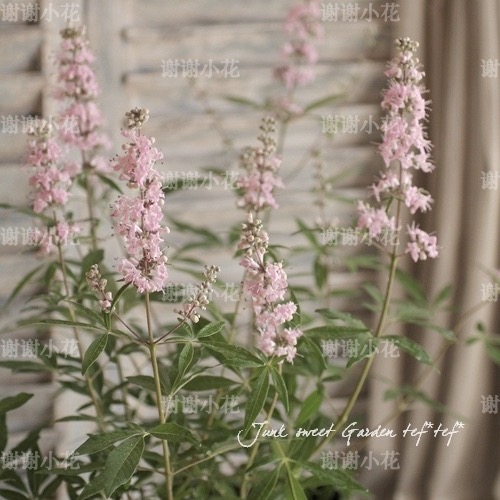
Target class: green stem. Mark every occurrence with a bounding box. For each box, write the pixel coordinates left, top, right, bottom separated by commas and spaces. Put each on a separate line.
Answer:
56, 242, 106, 432
145, 292, 173, 500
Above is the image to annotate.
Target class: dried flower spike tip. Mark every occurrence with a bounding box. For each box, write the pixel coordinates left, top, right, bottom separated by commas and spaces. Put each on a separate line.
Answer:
86, 264, 113, 312
125, 107, 150, 130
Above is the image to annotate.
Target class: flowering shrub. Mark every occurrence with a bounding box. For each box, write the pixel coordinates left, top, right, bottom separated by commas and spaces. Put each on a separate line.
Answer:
0, 5, 463, 500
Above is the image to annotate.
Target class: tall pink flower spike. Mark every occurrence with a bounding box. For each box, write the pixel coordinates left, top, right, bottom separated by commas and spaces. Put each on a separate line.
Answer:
111, 108, 169, 293
357, 38, 439, 262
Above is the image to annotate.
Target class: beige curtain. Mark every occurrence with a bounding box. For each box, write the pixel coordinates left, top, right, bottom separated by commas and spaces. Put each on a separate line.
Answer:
360, 1, 500, 498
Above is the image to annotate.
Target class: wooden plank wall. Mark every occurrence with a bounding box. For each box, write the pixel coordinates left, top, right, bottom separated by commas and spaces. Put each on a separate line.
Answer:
0, 0, 394, 472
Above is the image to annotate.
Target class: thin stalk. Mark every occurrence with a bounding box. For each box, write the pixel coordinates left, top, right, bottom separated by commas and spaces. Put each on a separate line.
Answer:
56, 242, 106, 432
315, 166, 404, 451
145, 292, 173, 500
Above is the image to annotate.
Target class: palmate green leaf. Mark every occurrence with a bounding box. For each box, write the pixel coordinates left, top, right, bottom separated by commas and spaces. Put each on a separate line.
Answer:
75, 430, 141, 456
381, 335, 433, 365
296, 388, 323, 426
149, 422, 199, 445
0, 393, 33, 414
103, 435, 145, 497
248, 465, 282, 500
201, 340, 263, 368
346, 335, 378, 368
243, 368, 270, 437
285, 468, 308, 500
65, 300, 107, 327
433, 284, 453, 307
0, 489, 29, 500
82, 334, 108, 375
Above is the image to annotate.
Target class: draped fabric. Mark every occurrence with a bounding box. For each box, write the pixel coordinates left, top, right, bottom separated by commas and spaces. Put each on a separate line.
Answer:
360, 1, 500, 498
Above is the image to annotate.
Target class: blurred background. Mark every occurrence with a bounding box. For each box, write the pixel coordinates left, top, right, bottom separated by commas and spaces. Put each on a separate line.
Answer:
0, 0, 498, 498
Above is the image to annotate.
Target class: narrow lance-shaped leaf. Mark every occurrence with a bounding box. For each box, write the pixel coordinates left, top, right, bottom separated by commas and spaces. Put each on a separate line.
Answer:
103, 435, 145, 497
243, 368, 270, 437
82, 334, 108, 375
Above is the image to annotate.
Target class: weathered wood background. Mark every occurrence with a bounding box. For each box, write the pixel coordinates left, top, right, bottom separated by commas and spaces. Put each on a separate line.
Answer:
0, 0, 394, 469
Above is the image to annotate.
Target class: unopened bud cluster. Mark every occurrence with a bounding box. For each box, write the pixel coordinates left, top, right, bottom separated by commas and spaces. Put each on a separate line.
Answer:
174, 265, 220, 323
239, 213, 269, 259
86, 264, 113, 312
125, 107, 150, 130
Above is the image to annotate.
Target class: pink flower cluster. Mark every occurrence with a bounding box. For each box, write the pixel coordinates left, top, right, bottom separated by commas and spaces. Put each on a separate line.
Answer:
35, 221, 80, 256
111, 109, 169, 294
357, 38, 438, 262
55, 27, 110, 162
236, 117, 284, 212
26, 121, 80, 255
239, 213, 302, 363
27, 124, 69, 213
273, 0, 323, 92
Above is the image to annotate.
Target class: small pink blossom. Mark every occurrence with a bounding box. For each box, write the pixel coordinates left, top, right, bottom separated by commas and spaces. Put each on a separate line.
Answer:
405, 223, 439, 262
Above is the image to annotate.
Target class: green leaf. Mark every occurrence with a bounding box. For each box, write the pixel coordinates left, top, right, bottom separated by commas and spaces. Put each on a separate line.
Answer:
270, 367, 289, 414
313, 256, 327, 290
485, 342, 500, 365
433, 284, 452, 307
172, 343, 195, 392
303, 93, 345, 113
304, 325, 370, 339
82, 334, 108, 375
201, 341, 262, 368
149, 422, 199, 445
381, 335, 433, 365
243, 369, 270, 436
75, 430, 140, 456
222, 94, 261, 108
248, 466, 282, 500
197, 320, 226, 338
103, 435, 145, 497
299, 337, 327, 376
81, 249, 104, 275
182, 375, 237, 391
395, 268, 426, 305
302, 461, 367, 494
3, 265, 43, 308
315, 309, 369, 330
110, 282, 132, 313
0, 490, 29, 500
78, 472, 108, 500
296, 389, 323, 426
18, 318, 105, 332
96, 172, 123, 194
285, 468, 307, 500
0, 361, 51, 373
294, 218, 320, 250
0, 414, 7, 452
0, 393, 33, 414
127, 375, 160, 393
